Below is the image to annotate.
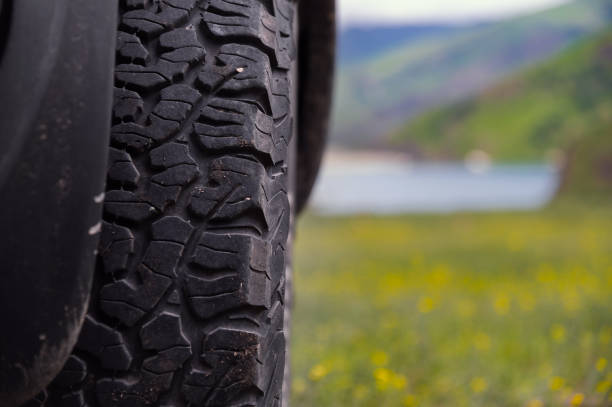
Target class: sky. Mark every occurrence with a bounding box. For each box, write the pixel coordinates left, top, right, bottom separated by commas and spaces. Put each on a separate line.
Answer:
339, 0, 572, 26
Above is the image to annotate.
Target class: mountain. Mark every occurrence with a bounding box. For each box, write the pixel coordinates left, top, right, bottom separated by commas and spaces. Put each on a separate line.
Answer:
392, 28, 612, 162
337, 25, 470, 66
332, 0, 612, 148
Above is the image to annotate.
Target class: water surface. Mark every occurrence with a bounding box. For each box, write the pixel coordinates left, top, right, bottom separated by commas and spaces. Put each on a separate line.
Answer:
309, 159, 560, 215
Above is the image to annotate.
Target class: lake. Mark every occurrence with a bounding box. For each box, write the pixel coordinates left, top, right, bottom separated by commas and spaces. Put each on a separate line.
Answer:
308, 155, 560, 215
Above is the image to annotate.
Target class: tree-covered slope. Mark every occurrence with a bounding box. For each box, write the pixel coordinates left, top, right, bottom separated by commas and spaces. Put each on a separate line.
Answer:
392, 28, 612, 162
333, 0, 612, 148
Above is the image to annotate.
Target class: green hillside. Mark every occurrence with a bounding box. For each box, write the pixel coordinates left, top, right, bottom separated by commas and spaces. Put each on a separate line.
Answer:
332, 0, 612, 147
392, 28, 612, 163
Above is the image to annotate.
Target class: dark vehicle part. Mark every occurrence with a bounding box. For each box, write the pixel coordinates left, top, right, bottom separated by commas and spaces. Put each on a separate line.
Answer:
42, 0, 300, 405
0, 0, 117, 405
296, 0, 336, 213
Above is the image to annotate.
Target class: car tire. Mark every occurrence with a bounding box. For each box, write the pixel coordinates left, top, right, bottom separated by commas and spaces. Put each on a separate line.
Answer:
39, 0, 298, 405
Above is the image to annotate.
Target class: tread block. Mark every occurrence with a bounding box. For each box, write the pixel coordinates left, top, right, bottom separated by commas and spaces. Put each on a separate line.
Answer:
52, 356, 87, 388
204, 0, 295, 69
107, 147, 140, 187
160, 27, 203, 49
160, 83, 202, 105
104, 190, 157, 222
99, 264, 172, 326
116, 60, 188, 90
96, 371, 173, 407
111, 122, 152, 151
147, 115, 181, 143
152, 84, 202, 124
142, 241, 184, 277
143, 346, 191, 374
192, 232, 270, 274
76, 316, 133, 370
150, 142, 196, 169
122, 1, 194, 36
196, 98, 285, 163
273, 0, 296, 69
183, 329, 284, 405
116, 31, 149, 63
260, 330, 285, 407
153, 100, 192, 122
151, 163, 200, 186
161, 47, 206, 63
271, 75, 292, 147
146, 183, 182, 211
140, 311, 189, 350
205, 45, 272, 110
134, 85, 201, 148
98, 221, 134, 275
113, 87, 144, 122
151, 215, 193, 244
189, 156, 288, 234
204, 0, 276, 59
99, 217, 189, 326
147, 142, 200, 209
185, 233, 271, 319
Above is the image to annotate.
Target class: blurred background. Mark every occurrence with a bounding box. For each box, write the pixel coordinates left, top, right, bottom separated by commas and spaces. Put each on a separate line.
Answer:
291, 0, 612, 406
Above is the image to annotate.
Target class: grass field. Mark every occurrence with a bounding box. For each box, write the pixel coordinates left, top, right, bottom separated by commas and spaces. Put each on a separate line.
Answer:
290, 205, 612, 406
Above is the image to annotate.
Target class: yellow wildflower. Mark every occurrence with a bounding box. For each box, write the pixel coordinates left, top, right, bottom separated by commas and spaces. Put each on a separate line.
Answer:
391, 373, 407, 390
549, 376, 565, 391
431, 264, 450, 286
597, 357, 608, 372
308, 364, 329, 381
470, 377, 488, 394
596, 379, 611, 393
371, 350, 389, 367
418, 296, 435, 313
536, 264, 556, 283
551, 324, 566, 343
373, 367, 407, 391
493, 294, 510, 315
570, 393, 584, 406
474, 332, 492, 352
374, 367, 391, 391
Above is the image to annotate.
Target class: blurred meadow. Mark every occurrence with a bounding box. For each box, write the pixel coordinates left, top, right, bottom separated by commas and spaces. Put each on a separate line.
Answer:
291, 205, 612, 406
291, 0, 612, 405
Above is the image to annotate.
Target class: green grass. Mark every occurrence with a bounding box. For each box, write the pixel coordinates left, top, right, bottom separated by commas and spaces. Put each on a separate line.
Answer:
393, 27, 612, 162
291, 205, 612, 406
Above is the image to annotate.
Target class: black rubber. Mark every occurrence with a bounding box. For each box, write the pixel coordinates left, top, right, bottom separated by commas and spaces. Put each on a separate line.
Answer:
295, 0, 335, 213
38, 0, 297, 406
0, 1, 117, 405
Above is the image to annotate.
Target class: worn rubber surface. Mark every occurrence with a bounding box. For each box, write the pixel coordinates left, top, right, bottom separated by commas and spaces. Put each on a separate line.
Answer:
295, 0, 335, 213
36, 0, 297, 405
0, 1, 117, 405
